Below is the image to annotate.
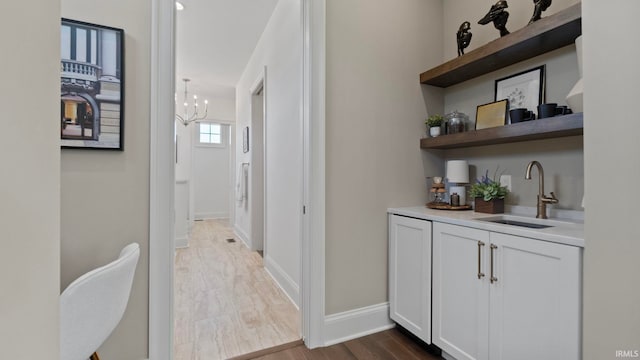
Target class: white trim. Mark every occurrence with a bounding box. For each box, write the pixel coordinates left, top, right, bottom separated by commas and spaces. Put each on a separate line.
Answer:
302, 0, 326, 349
194, 212, 229, 220
249, 67, 266, 254
174, 236, 188, 249
249, 67, 266, 95
323, 303, 395, 347
149, 0, 175, 359
264, 255, 301, 309
441, 351, 457, 360
197, 118, 235, 126
234, 225, 251, 249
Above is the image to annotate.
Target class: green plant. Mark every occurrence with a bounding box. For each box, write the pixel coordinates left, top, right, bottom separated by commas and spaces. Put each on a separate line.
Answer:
469, 169, 508, 201
425, 114, 444, 127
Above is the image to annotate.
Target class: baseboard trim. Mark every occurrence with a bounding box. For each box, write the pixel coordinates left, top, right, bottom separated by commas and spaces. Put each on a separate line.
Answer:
233, 225, 250, 248
195, 212, 229, 220
264, 255, 300, 309
323, 302, 395, 347
175, 236, 188, 248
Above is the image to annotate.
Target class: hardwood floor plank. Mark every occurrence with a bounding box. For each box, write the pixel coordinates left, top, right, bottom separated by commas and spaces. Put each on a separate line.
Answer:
388, 328, 442, 360
240, 329, 443, 360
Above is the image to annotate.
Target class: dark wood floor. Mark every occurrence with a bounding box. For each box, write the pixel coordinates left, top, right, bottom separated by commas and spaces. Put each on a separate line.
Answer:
230, 328, 443, 360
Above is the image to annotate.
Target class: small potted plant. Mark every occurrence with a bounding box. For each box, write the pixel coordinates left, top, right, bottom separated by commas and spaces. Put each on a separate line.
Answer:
426, 115, 444, 137
469, 169, 509, 213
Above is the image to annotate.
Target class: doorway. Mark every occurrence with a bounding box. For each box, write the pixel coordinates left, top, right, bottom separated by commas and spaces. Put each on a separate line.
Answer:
149, 1, 327, 358
250, 75, 265, 254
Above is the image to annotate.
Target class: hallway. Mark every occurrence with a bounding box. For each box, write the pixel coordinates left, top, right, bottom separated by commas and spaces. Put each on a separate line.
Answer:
174, 219, 300, 360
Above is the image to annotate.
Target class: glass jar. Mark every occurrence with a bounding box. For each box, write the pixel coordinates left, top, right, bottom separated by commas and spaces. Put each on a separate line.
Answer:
445, 110, 469, 134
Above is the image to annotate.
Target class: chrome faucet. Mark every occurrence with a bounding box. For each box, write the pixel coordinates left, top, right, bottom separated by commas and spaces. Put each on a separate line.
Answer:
525, 161, 558, 219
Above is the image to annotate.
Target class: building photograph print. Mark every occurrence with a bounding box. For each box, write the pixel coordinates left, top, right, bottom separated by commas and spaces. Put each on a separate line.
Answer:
60, 18, 124, 150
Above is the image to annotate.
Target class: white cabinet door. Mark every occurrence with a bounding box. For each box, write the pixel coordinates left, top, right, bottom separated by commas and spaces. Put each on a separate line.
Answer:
488, 232, 582, 360
389, 214, 432, 343
433, 223, 490, 360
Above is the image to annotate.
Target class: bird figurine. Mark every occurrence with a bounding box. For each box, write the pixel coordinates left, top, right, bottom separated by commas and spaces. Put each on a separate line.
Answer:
529, 0, 552, 24
478, 0, 510, 37
457, 21, 472, 56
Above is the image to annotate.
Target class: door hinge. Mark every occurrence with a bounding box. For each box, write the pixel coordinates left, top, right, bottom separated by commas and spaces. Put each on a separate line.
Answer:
303, 205, 306, 214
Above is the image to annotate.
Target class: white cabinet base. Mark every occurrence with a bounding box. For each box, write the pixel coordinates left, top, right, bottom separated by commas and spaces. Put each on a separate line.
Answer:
389, 214, 432, 343
432, 222, 581, 360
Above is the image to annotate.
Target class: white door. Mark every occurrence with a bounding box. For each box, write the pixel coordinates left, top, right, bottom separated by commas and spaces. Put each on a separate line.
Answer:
389, 214, 432, 343
433, 223, 490, 360
488, 232, 582, 360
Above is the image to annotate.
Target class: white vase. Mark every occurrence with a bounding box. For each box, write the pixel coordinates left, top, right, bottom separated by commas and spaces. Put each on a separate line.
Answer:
430, 126, 441, 137
566, 36, 583, 113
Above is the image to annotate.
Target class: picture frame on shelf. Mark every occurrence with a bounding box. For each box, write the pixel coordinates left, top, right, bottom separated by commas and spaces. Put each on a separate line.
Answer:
60, 18, 125, 150
476, 99, 509, 130
495, 65, 545, 123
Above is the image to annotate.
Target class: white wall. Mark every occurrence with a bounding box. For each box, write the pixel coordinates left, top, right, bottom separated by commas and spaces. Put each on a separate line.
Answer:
193, 124, 232, 219
0, 2, 61, 358
442, 1, 583, 210
60, 1, 151, 359
176, 95, 235, 229
175, 180, 190, 248
583, 0, 640, 358
325, 0, 444, 315
235, 0, 302, 305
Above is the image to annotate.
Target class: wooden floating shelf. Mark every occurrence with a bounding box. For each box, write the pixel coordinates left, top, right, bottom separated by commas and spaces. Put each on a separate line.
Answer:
420, 113, 583, 149
420, 3, 581, 87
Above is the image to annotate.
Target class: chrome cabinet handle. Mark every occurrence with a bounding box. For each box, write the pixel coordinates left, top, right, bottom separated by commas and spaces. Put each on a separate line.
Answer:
490, 244, 498, 284
477, 241, 485, 279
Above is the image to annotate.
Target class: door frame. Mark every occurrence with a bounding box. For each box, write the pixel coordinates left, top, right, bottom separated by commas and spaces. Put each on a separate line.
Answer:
249, 68, 266, 253
149, 1, 175, 359
149, 0, 327, 356
301, 0, 326, 348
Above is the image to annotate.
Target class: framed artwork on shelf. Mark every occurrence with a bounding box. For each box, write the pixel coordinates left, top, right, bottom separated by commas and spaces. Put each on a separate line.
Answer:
476, 99, 509, 130
60, 18, 125, 150
495, 65, 545, 123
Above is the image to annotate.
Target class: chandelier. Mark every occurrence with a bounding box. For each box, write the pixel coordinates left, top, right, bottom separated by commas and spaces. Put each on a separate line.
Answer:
175, 78, 208, 126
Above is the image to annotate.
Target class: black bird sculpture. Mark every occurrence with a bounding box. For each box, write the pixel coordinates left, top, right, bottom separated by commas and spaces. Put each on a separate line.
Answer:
529, 0, 552, 24
478, 0, 510, 37
457, 21, 472, 56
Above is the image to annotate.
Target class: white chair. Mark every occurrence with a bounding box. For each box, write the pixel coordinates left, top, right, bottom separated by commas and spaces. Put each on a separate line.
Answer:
60, 243, 140, 360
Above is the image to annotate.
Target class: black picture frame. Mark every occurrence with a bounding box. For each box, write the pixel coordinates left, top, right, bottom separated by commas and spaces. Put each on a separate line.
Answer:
60, 18, 125, 150
494, 65, 545, 123
243, 126, 249, 153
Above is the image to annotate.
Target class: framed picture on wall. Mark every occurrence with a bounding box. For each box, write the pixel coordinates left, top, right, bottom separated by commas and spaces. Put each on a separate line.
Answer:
60, 18, 125, 150
495, 65, 545, 123
243, 126, 249, 153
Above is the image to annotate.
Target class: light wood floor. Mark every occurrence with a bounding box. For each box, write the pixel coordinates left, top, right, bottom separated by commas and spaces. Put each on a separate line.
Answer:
174, 219, 300, 360
231, 328, 443, 360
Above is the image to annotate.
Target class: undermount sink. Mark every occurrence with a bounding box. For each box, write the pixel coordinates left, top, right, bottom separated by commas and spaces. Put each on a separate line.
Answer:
484, 219, 552, 229
477, 215, 562, 229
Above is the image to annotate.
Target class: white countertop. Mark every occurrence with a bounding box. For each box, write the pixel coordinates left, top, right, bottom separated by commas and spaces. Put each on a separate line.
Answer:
388, 206, 585, 248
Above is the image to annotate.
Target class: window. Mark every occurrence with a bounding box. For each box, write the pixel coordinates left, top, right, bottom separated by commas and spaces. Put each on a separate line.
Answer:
198, 122, 224, 146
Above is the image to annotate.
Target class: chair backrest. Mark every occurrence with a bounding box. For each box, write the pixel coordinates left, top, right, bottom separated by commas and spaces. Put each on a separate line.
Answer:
60, 243, 140, 360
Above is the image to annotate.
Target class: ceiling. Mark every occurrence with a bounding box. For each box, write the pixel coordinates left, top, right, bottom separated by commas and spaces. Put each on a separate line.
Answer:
175, 0, 279, 102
